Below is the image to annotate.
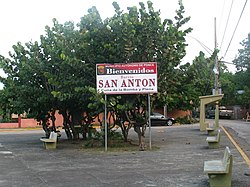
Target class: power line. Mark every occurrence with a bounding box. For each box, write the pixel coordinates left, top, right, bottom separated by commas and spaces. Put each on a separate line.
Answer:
223, 0, 248, 58
187, 35, 213, 55
220, 0, 234, 49
219, 0, 226, 29
220, 60, 234, 65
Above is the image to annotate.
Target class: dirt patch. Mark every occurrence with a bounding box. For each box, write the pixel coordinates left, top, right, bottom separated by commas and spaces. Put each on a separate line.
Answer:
57, 138, 160, 153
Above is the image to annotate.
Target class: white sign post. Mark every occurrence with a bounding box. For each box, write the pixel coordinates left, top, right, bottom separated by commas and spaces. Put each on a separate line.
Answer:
96, 62, 157, 151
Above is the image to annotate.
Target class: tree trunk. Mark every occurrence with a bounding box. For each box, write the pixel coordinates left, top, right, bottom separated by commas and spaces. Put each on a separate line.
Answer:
61, 110, 72, 140
120, 120, 132, 142
41, 118, 50, 138
70, 110, 83, 139
120, 124, 128, 142
134, 125, 145, 151
50, 110, 56, 132
124, 111, 147, 150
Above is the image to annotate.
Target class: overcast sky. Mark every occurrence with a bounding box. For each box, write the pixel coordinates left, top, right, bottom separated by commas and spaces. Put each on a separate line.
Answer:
0, 0, 249, 73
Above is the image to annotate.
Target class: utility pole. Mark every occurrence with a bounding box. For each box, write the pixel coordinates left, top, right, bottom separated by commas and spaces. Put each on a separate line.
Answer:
214, 17, 220, 128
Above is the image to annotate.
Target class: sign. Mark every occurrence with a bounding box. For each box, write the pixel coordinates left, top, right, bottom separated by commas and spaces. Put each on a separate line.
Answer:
96, 62, 157, 94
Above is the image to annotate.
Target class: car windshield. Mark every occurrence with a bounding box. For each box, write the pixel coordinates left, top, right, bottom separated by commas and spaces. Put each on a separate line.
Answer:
219, 106, 226, 110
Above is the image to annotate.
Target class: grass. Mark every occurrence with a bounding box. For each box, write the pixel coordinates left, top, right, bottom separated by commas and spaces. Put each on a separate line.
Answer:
60, 138, 160, 153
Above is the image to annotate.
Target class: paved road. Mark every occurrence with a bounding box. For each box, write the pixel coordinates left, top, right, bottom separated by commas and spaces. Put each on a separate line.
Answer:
206, 119, 250, 160
0, 120, 249, 187
219, 119, 250, 146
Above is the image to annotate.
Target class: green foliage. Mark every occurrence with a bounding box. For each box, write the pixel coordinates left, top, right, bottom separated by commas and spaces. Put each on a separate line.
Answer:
232, 33, 250, 108
174, 51, 215, 109
0, 41, 54, 118
176, 115, 197, 124
219, 72, 237, 106
234, 33, 250, 71
0, 117, 18, 123
83, 129, 124, 148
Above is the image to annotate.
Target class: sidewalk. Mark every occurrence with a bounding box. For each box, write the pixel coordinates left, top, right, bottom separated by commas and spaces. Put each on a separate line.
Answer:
0, 124, 249, 186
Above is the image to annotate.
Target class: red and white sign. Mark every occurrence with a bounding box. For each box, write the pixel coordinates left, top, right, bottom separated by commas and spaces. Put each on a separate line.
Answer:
96, 62, 157, 94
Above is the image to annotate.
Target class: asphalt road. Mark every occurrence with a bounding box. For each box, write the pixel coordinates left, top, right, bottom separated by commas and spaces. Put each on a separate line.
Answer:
0, 120, 249, 187
217, 119, 250, 146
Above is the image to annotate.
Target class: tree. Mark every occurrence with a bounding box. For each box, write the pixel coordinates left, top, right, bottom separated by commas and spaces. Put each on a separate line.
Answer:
98, 0, 191, 148
177, 51, 215, 109
39, 19, 91, 139
233, 33, 250, 108
155, 1, 192, 111
217, 71, 241, 106
234, 33, 250, 71
0, 40, 58, 136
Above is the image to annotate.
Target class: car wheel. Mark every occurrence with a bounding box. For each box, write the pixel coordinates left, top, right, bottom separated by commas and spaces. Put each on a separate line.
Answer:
166, 120, 173, 126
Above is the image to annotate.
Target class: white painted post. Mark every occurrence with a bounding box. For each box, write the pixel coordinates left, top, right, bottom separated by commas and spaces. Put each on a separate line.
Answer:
105, 94, 108, 151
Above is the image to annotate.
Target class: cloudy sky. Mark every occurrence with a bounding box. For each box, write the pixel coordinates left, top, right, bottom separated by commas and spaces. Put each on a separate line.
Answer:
0, 0, 249, 73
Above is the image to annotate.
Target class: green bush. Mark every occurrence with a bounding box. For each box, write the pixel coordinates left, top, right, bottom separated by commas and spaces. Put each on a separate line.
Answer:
176, 115, 199, 124
0, 118, 18, 123
83, 129, 124, 148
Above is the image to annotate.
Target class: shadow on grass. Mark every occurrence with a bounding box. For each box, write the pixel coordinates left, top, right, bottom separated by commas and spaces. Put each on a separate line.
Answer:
58, 138, 160, 153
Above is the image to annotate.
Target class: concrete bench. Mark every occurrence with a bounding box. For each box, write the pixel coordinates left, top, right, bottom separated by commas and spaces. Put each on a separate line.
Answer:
204, 146, 233, 187
40, 132, 58, 149
206, 129, 221, 149
206, 123, 217, 136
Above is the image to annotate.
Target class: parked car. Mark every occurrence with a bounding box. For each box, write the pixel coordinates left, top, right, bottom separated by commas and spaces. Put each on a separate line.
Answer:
150, 112, 175, 126
206, 106, 234, 119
